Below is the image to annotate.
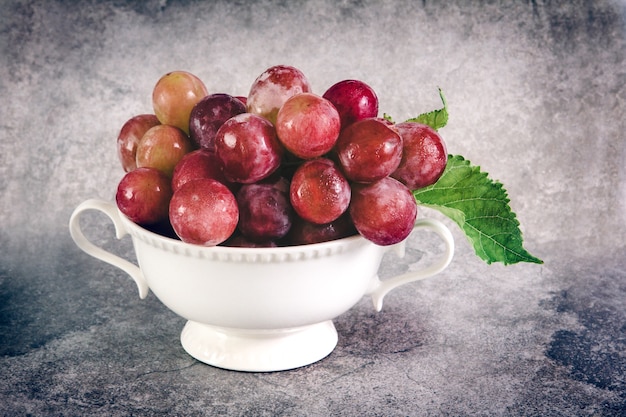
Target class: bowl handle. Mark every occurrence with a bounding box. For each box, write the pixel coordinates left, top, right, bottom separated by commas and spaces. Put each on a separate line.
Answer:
367, 218, 455, 311
69, 199, 149, 299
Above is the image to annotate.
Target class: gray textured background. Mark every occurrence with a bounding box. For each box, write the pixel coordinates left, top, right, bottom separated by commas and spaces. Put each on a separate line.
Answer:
1, 0, 625, 415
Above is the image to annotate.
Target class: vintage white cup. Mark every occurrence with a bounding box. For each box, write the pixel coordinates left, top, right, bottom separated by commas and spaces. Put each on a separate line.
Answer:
69, 199, 454, 372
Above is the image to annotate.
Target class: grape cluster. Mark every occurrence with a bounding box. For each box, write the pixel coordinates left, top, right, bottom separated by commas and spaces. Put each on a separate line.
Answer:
115, 65, 448, 247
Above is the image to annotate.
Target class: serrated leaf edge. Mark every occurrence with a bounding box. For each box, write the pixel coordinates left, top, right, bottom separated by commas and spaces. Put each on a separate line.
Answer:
414, 155, 543, 265
405, 87, 448, 130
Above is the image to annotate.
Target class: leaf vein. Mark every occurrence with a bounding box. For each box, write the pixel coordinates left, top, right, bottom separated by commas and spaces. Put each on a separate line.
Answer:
412, 154, 542, 265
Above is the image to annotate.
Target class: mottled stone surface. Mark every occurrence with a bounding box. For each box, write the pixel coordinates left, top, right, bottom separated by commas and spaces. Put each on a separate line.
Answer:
1, 1, 625, 415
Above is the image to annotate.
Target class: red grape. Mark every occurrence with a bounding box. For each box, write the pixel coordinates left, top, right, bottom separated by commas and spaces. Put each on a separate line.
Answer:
135, 124, 195, 178
169, 178, 238, 246
214, 113, 284, 184
152, 71, 208, 135
289, 158, 351, 224
287, 212, 356, 245
335, 118, 403, 183
116, 167, 173, 225
247, 65, 311, 124
349, 177, 417, 246
322, 79, 378, 129
391, 122, 448, 190
171, 148, 230, 193
188, 93, 247, 151
275, 93, 341, 159
221, 233, 278, 248
116, 114, 160, 172
236, 176, 293, 242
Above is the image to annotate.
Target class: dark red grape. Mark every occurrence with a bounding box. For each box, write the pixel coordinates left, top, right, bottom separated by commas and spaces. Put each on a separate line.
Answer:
322, 79, 378, 129
236, 176, 293, 242
188, 93, 247, 151
287, 212, 357, 245
221, 233, 278, 248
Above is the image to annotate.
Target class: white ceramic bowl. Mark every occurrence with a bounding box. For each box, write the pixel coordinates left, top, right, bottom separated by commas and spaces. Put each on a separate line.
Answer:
70, 199, 454, 372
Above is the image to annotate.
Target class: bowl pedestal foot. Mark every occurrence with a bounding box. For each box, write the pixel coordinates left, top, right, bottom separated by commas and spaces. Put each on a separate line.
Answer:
180, 320, 338, 372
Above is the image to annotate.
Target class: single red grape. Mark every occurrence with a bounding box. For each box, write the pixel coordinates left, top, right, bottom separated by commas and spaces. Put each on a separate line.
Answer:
152, 70, 208, 135
169, 178, 238, 246
335, 118, 403, 183
322, 79, 378, 129
116, 167, 173, 225
275, 93, 341, 159
391, 122, 448, 190
236, 176, 293, 242
171, 149, 231, 193
135, 124, 195, 178
289, 158, 351, 224
214, 113, 284, 184
349, 177, 417, 246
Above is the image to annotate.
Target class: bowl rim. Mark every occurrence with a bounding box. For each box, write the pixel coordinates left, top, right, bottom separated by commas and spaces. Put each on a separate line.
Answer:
118, 208, 373, 261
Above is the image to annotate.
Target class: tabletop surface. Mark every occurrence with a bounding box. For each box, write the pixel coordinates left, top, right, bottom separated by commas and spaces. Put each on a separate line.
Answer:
1, 1, 625, 416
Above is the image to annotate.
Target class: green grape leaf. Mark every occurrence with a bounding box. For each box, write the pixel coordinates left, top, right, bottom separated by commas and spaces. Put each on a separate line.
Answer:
405, 88, 448, 130
412, 155, 543, 265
